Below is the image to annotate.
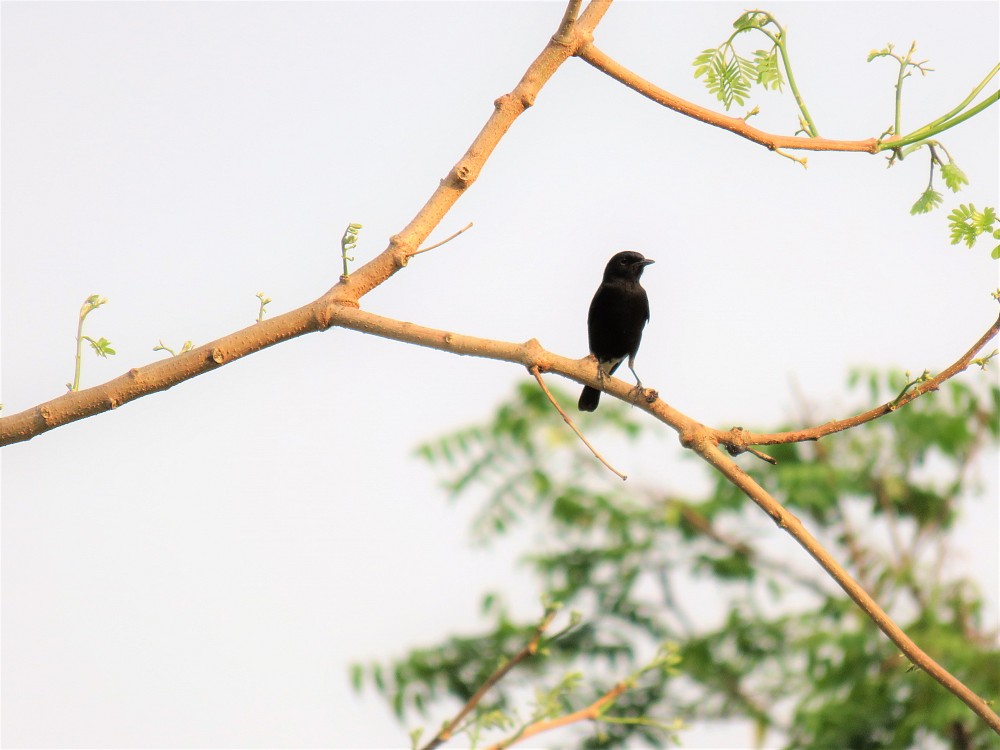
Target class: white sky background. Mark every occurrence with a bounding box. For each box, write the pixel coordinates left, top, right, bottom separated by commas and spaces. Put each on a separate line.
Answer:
2, 1, 998, 748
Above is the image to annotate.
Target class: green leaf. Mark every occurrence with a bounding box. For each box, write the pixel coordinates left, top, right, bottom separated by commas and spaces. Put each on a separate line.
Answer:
86, 336, 116, 357
910, 189, 942, 215
753, 48, 784, 90
940, 161, 968, 192
947, 203, 998, 251
692, 48, 720, 80
732, 10, 767, 32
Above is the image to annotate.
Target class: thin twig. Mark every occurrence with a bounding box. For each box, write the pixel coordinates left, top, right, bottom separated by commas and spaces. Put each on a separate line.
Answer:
576, 42, 879, 154
485, 680, 630, 750
746, 447, 777, 464
409, 222, 474, 257
420, 607, 559, 750
530, 365, 627, 481
6, 282, 998, 734
716, 313, 1000, 449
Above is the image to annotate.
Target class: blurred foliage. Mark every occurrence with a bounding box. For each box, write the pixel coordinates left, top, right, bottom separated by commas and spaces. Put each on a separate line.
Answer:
355, 370, 1000, 749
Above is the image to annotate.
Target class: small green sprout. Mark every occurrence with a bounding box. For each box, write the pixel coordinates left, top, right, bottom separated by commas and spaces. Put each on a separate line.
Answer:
153, 339, 194, 357
69, 294, 115, 391
341, 222, 363, 280
255, 292, 272, 323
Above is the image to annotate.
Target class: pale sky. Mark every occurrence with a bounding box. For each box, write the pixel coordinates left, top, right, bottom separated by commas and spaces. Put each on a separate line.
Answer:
2, 2, 998, 748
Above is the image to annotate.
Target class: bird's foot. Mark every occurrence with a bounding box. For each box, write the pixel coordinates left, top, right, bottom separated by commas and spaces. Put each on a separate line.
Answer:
628, 382, 644, 406
628, 382, 659, 407
595, 362, 608, 389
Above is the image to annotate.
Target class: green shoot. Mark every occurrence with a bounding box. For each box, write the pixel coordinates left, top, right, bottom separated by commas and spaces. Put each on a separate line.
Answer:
971, 349, 998, 370
70, 295, 115, 391
948, 204, 1000, 258
889, 369, 932, 410
692, 10, 819, 137
341, 222, 363, 280
255, 292, 272, 323
868, 42, 933, 145
153, 339, 194, 357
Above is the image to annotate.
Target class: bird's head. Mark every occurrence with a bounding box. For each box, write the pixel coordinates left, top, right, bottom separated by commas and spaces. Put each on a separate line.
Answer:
603, 251, 655, 281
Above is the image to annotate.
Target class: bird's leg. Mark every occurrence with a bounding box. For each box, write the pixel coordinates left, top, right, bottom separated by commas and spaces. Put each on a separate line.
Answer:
595, 358, 609, 389
627, 355, 645, 405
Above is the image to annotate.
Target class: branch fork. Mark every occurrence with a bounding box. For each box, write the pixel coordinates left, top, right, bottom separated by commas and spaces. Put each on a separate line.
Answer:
4, 0, 999, 737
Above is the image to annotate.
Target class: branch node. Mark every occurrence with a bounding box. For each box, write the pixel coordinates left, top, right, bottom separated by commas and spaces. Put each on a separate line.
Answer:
723, 426, 750, 455
524, 338, 549, 369
677, 422, 715, 451
210, 348, 225, 365
453, 163, 474, 187
721, 427, 779, 464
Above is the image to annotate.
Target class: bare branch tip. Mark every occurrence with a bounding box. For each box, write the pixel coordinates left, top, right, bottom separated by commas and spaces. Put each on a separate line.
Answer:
530, 366, 626, 480
410, 221, 474, 257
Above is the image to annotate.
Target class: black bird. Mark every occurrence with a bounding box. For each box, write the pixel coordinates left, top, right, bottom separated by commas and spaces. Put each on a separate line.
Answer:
578, 251, 655, 412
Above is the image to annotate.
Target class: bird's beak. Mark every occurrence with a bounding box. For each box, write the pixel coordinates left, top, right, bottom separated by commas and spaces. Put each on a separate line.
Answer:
641, 259, 655, 266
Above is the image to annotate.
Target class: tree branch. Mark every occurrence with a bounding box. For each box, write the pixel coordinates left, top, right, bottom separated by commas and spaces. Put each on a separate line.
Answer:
5, 285, 997, 734
714, 312, 1000, 451
485, 680, 630, 750
687, 434, 1000, 733
409, 222, 474, 257
576, 42, 879, 154
420, 607, 559, 750
0, 0, 607, 446
5, 1, 998, 737
530, 365, 627, 481
321, 0, 610, 305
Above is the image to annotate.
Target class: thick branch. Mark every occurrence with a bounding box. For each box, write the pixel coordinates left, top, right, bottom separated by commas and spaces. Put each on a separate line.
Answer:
576, 42, 879, 154
714, 312, 1000, 450
5, 302, 997, 731
0, 301, 329, 446
4, 1, 997, 736
0, 1, 610, 448
323, 0, 611, 304
688, 436, 1000, 733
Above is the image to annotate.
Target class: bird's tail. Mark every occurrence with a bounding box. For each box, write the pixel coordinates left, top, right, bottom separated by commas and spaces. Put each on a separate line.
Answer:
578, 385, 601, 412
